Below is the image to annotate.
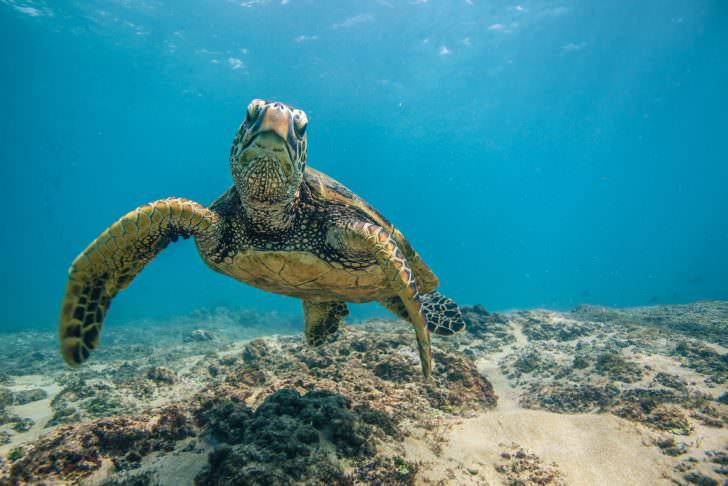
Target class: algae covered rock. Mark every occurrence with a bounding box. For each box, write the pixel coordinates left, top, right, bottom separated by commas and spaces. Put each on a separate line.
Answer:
12, 388, 48, 405
522, 314, 595, 342
460, 305, 514, 353
8, 405, 193, 483
184, 329, 214, 343
673, 340, 728, 384
0, 387, 13, 405
595, 352, 643, 383
654, 372, 687, 390
195, 388, 375, 485
521, 383, 620, 413
192, 326, 496, 485
495, 445, 566, 486
146, 366, 177, 385
2, 318, 496, 485
352, 456, 418, 485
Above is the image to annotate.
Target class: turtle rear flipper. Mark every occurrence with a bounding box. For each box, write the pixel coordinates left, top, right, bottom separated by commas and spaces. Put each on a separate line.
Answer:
420, 291, 466, 336
59, 198, 222, 367
381, 292, 466, 336
303, 300, 349, 346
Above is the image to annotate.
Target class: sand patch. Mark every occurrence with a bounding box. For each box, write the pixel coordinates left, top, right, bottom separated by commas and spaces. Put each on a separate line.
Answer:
408, 410, 672, 485
0, 375, 61, 456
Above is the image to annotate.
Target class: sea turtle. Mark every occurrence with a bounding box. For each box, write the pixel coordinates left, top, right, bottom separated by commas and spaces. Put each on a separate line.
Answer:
58, 99, 465, 378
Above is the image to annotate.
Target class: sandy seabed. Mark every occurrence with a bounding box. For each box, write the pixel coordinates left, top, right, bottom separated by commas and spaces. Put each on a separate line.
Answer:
0, 302, 726, 485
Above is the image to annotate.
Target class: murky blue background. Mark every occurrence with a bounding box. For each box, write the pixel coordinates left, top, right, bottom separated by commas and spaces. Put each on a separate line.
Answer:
2, 0, 727, 330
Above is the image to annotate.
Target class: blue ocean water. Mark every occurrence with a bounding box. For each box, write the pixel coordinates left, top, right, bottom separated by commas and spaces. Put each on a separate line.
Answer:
2, 0, 727, 331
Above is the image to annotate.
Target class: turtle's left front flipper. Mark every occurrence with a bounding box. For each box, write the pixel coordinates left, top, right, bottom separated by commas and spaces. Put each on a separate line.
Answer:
339, 221, 433, 379
59, 198, 222, 367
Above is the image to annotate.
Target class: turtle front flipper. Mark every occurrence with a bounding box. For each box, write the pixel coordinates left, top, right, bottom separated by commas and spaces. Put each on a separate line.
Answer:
302, 301, 349, 346
59, 198, 222, 367
338, 221, 432, 379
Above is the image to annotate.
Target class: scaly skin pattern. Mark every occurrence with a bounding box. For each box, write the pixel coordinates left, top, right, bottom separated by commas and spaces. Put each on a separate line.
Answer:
199, 170, 431, 302
302, 301, 349, 346
59, 199, 221, 366
59, 99, 463, 378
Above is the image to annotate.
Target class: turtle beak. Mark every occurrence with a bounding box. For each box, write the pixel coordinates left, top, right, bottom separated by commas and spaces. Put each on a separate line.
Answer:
250, 132, 293, 178
249, 103, 298, 164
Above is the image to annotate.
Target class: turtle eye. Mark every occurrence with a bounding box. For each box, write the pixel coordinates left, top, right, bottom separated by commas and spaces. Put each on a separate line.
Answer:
246, 99, 264, 123
293, 112, 308, 138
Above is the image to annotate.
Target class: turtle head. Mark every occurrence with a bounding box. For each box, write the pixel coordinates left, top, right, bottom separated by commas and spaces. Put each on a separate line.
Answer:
230, 99, 308, 210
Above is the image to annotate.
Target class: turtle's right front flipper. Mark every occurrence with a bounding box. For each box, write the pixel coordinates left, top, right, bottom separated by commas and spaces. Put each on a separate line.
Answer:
59, 198, 222, 367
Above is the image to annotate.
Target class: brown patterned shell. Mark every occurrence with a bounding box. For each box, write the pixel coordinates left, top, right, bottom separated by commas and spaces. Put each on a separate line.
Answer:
304, 167, 439, 294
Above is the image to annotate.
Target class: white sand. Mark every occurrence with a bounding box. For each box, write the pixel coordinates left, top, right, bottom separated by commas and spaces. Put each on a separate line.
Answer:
0, 375, 61, 457
404, 355, 674, 485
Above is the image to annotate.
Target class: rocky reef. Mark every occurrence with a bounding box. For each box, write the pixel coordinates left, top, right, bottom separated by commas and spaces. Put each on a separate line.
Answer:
0, 311, 495, 485
0, 302, 726, 485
